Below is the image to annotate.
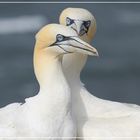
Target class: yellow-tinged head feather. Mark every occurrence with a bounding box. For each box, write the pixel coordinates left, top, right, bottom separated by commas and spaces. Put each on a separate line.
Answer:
34, 23, 78, 85
59, 7, 96, 42
35, 24, 58, 49
35, 23, 77, 49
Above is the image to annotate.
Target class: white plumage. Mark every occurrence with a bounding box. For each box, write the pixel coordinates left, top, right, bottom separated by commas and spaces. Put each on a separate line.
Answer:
60, 7, 140, 139
0, 24, 98, 139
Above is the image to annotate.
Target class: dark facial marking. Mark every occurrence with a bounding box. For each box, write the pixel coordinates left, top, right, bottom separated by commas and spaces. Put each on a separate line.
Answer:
49, 34, 74, 54
49, 34, 74, 47
66, 17, 74, 26
49, 34, 95, 55
66, 17, 91, 36
79, 20, 91, 36
83, 20, 91, 28
56, 34, 70, 43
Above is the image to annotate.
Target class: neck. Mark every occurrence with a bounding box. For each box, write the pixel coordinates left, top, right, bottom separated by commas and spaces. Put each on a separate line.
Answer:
62, 35, 90, 85
34, 45, 71, 107
63, 53, 87, 85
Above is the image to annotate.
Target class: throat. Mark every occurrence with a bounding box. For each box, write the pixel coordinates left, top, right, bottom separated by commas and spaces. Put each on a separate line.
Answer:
34, 48, 71, 105
63, 53, 87, 84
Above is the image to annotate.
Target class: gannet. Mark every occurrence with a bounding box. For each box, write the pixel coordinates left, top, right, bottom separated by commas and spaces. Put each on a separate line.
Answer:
0, 24, 98, 139
60, 8, 140, 138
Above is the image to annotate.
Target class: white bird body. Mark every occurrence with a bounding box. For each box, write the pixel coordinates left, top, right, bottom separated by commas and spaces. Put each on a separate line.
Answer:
60, 8, 140, 139
0, 24, 97, 139
0, 93, 75, 138
63, 53, 140, 140
0, 27, 74, 139
78, 115, 140, 139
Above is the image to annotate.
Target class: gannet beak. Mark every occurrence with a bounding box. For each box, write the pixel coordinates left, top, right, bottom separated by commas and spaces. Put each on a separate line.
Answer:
68, 36, 98, 56
74, 20, 88, 36
74, 20, 83, 35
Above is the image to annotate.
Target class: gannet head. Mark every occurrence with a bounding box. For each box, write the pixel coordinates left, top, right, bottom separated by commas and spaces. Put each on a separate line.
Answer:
59, 7, 96, 42
35, 24, 98, 56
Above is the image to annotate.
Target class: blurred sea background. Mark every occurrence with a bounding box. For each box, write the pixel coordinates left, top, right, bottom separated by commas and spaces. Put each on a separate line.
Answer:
0, 3, 140, 107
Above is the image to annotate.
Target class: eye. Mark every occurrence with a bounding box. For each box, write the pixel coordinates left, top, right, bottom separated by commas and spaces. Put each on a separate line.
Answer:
84, 20, 91, 28
56, 34, 64, 42
66, 17, 74, 26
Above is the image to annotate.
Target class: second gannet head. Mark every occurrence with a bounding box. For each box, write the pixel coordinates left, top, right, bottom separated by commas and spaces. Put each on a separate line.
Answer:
59, 7, 96, 42
35, 24, 98, 56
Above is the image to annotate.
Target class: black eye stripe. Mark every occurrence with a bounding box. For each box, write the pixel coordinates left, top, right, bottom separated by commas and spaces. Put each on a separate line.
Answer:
66, 18, 91, 29
83, 21, 91, 28
49, 34, 76, 47
66, 17, 74, 26
56, 34, 70, 42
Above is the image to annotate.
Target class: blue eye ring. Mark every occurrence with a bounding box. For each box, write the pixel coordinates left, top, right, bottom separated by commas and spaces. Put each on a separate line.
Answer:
56, 34, 64, 42
66, 17, 74, 26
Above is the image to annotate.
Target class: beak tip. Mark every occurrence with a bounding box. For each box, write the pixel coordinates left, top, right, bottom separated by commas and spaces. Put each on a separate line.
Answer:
92, 49, 99, 57
96, 51, 99, 57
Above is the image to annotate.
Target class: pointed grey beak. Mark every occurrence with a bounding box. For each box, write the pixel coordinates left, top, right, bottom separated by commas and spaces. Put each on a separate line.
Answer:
74, 20, 83, 35
68, 36, 98, 56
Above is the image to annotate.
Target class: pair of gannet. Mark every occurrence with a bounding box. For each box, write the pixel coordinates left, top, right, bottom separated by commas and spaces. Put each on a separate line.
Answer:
0, 7, 140, 139
59, 8, 140, 138
0, 22, 98, 138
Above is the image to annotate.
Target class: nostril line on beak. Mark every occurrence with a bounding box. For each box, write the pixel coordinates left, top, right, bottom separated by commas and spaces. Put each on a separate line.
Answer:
71, 27, 78, 35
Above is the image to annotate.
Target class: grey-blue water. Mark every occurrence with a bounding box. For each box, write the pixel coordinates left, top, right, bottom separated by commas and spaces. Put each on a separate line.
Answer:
0, 3, 140, 107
